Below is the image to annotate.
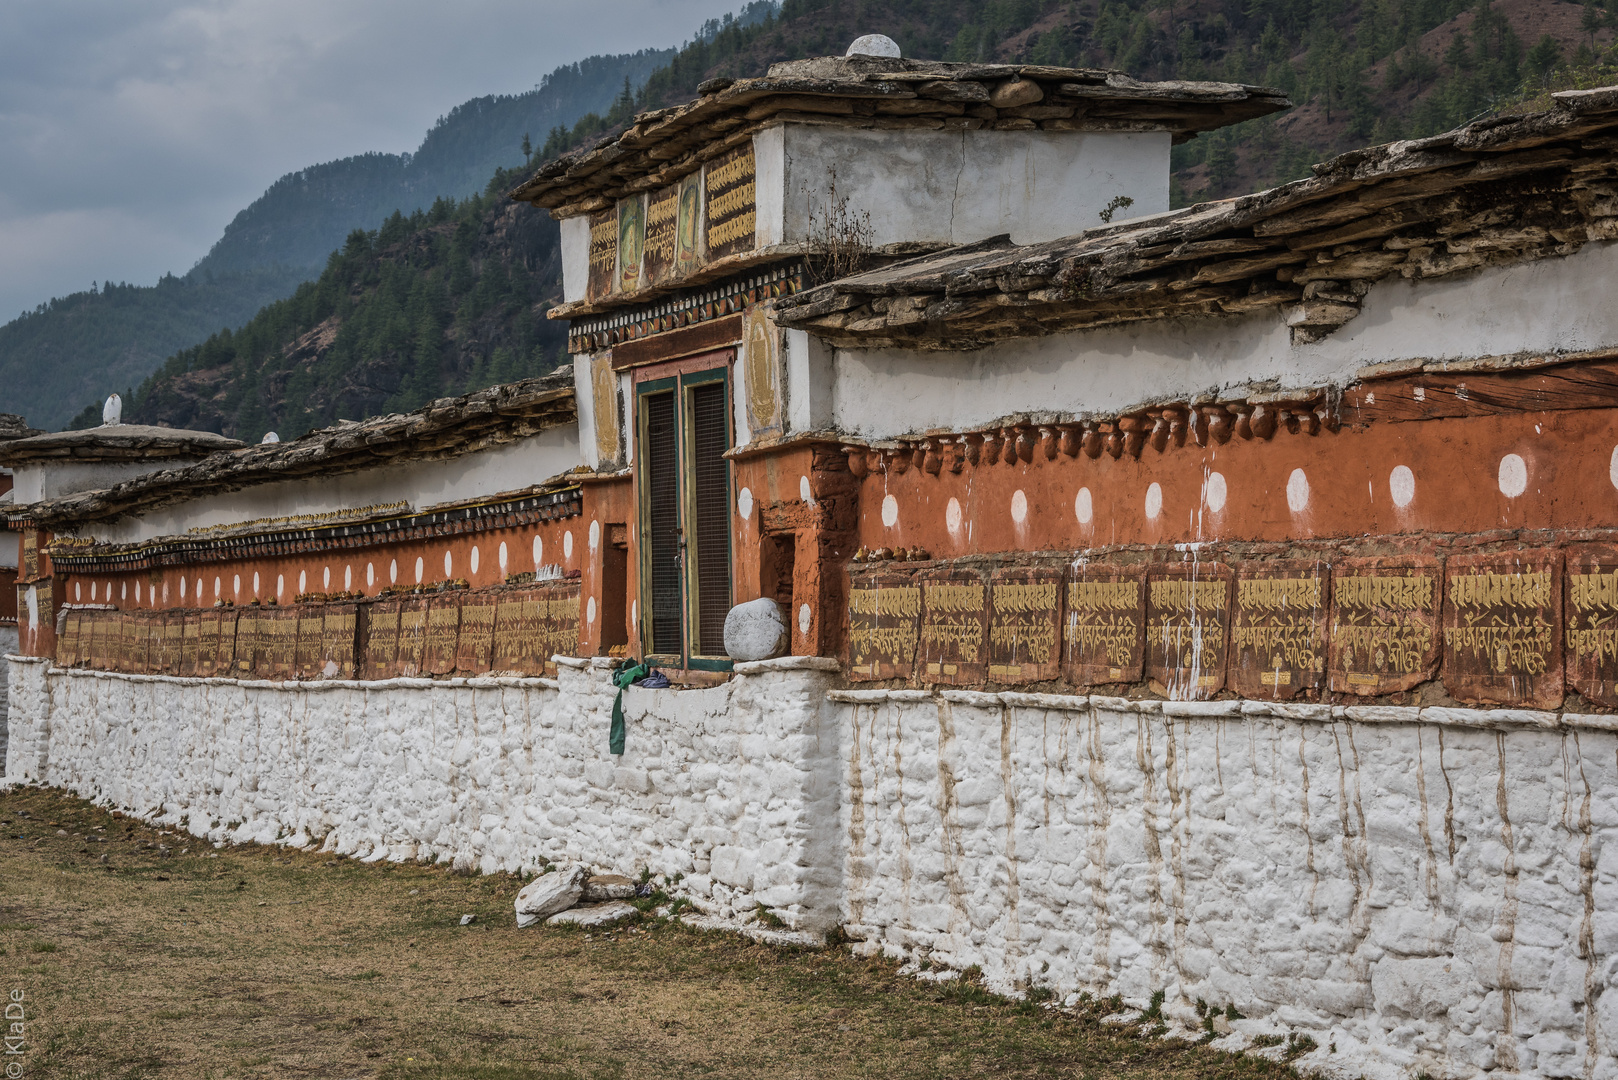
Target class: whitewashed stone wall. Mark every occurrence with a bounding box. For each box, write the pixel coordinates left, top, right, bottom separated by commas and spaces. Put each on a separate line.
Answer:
2, 655, 843, 931
838, 689, 1618, 1080
9, 657, 1618, 1078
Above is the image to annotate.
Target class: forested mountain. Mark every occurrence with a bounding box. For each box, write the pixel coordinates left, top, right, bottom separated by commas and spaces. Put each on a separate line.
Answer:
1, 49, 671, 432
103, 0, 1618, 441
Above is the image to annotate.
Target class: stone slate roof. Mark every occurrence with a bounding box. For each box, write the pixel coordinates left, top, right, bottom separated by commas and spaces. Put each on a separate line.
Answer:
25, 373, 576, 527
509, 55, 1289, 216
0, 424, 243, 465
0, 414, 43, 442
771, 87, 1618, 350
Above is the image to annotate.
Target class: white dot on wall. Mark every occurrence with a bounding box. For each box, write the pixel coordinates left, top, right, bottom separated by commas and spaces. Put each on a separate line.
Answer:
367, 563, 375, 587
798, 603, 812, 634
738, 487, 754, 520
276, 574, 284, 598
631, 599, 638, 627
587, 596, 597, 624
532, 536, 543, 569
75, 581, 82, 601
499, 542, 509, 573
1010, 489, 1028, 525
214, 577, 221, 599
1144, 482, 1163, 520
444, 551, 453, 577
470, 546, 480, 574
881, 494, 899, 528
945, 497, 963, 533
162, 582, 169, 602
343, 566, 351, 591
90, 581, 96, 600
563, 531, 574, 560
1499, 453, 1528, 498
1204, 472, 1227, 513
800, 475, 813, 503
135, 582, 142, 603
178, 578, 185, 599
1390, 465, 1416, 508
253, 572, 260, 596
1610, 445, 1618, 491
121, 581, 127, 600
1286, 468, 1310, 513
323, 566, 331, 589
234, 574, 241, 597
415, 557, 424, 584
388, 559, 396, 584
589, 520, 600, 550
299, 571, 307, 594
1075, 487, 1093, 525
195, 578, 201, 600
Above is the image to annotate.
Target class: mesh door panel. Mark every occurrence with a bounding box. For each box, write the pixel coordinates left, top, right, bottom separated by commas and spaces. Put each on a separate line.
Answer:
644, 391, 683, 657
689, 381, 731, 656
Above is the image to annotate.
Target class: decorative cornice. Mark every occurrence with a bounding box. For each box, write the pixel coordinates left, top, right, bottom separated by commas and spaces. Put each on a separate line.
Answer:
567, 264, 804, 354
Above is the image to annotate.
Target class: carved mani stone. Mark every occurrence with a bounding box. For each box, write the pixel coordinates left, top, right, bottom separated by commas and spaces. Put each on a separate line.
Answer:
1063, 561, 1146, 687
1328, 555, 1442, 695
847, 569, 920, 681
1230, 560, 1329, 700
1566, 546, 1618, 707
1145, 561, 1231, 700
987, 566, 1063, 683
1441, 549, 1563, 710
918, 567, 989, 685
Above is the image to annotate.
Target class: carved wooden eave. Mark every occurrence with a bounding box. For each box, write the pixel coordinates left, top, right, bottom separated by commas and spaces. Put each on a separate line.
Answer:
508, 56, 1289, 214
772, 87, 1618, 350
28, 374, 577, 529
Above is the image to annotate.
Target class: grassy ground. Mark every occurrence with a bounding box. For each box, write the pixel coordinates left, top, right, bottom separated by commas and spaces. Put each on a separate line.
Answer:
0, 784, 1300, 1080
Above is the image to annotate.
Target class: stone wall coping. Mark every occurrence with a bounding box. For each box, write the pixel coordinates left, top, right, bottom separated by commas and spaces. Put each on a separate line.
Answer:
1163, 700, 1244, 718
826, 688, 933, 703
1000, 691, 1091, 710
733, 656, 843, 675
4, 654, 48, 664
25, 660, 562, 692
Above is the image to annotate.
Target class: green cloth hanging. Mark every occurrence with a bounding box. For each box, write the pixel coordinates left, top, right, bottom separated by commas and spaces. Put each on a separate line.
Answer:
609, 660, 647, 756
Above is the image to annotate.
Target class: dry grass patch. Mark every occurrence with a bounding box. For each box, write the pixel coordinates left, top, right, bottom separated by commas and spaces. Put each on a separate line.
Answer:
0, 784, 1298, 1079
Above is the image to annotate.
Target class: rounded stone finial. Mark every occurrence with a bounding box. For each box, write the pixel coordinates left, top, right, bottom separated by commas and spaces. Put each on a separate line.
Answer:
846, 34, 901, 58
261, 431, 280, 444
101, 393, 122, 426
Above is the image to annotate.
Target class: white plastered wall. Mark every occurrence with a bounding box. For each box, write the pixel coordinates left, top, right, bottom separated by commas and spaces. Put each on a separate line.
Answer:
560, 215, 591, 304
785, 328, 836, 433
827, 239, 1618, 438
12, 458, 210, 506
87, 424, 581, 546
770, 124, 1170, 249
573, 353, 602, 470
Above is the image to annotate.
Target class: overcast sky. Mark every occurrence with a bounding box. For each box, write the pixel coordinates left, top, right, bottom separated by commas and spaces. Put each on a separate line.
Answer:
0, 0, 740, 321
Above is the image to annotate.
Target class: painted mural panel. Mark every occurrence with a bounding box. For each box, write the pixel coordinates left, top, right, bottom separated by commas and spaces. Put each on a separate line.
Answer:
396, 599, 429, 678
493, 590, 546, 675
1063, 562, 1145, 686
919, 567, 989, 686
457, 592, 497, 674
617, 195, 645, 294
675, 173, 702, 276
267, 608, 297, 679
57, 610, 81, 666
1442, 549, 1563, 709
743, 305, 783, 438
587, 207, 617, 301
540, 582, 581, 675
988, 566, 1063, 683
1328, 556, 1441, 695
424, 595, 461, 676
163, 616, 185, 675
196, 609, 220, 676
363, 601, 401, 680
1230, 560, 1329, 700
1145, 562, 1231, 700
296, 608, 325, 678
1567, 546, 1618, 707
323, 604, 358, 679
179, 614, 202, 677
847, 570, 920, 681
704, 144, 756, 259
590, 352, 620, 466
643, 183, 681, 286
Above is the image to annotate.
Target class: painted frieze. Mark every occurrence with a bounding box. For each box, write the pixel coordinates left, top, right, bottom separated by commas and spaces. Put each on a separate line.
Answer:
456, 591, 497, 674
587, 207, 617, 301
540, 582, 581, 674
493, 590, 546, 675
162, 615, 185, 675
1145, 562, 1231, 700
988, 566, 1063, 683
643, 183, 680, 286
322, 604, 358, 679
847, 570, 921, 681
919, 567, 989, 686
268, 608, 298, 679
743, 305, 783, 439
1230, 560, 1329, 700
56, 610, 80, 667
1328, 556, 1442, 695
1442, 549, 1563, 709
1063, 562, 1146, 687
704, 144, 756, 260
179, 613, 202, 677
1567, 546, 1618, 707
424, 595, 461, 676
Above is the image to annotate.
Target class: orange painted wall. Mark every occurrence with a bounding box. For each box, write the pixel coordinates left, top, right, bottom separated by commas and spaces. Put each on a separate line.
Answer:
853, 409, 1618, 556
